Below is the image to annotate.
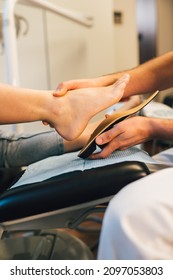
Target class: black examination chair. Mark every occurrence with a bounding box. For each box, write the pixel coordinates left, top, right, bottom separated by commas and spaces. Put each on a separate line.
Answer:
0, 149, 170, 260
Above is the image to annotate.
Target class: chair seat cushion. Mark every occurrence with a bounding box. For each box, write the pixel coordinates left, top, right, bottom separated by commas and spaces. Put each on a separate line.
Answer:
0, 160, 150, 223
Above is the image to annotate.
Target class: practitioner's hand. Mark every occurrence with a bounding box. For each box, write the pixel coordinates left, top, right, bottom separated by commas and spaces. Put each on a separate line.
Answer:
89, 116, 153, 159
43, 78, 98, 125
53, 76, 116, 97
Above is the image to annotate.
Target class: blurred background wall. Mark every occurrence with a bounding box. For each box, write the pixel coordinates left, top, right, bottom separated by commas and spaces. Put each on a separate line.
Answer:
0, 0, 173, 133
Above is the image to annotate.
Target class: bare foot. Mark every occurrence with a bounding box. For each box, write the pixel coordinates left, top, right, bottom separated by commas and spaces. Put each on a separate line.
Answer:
64, 121, 99, 153
50, 74, 130, 140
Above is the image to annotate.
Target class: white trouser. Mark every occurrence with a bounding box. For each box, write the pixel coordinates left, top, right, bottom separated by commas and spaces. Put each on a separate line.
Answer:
97, 151, 173, 259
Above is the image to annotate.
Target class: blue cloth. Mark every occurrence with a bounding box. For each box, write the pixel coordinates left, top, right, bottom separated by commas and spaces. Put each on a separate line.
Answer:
12, 146, 157, 188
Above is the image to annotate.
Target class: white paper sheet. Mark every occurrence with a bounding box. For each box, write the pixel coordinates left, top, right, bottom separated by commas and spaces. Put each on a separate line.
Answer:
11, 147, 157, 188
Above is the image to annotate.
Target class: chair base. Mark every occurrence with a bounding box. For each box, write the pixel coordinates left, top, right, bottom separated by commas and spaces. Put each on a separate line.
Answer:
0, 229, 94, 260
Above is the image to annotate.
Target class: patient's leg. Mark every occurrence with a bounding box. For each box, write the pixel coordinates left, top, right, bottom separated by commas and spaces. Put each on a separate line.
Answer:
51, 74, 130, 140
0, 130, 64, 168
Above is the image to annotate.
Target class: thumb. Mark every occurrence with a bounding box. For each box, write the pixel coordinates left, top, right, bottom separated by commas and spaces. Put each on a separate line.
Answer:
53, 83, 68, 97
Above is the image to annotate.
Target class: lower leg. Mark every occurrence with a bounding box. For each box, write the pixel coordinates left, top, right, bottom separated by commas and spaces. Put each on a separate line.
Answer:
0, 130, 64, 168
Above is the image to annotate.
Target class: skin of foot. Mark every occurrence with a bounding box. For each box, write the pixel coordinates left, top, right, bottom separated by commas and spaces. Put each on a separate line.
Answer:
48, 74, 130, 141
64, 91, 140, 153
63, 121, 98, 153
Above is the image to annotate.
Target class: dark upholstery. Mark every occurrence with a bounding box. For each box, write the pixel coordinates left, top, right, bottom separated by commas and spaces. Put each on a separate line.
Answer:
0, 161, 150, 223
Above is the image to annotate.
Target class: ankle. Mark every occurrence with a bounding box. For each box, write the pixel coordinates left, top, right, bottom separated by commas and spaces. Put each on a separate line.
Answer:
41, 90, 56, 124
